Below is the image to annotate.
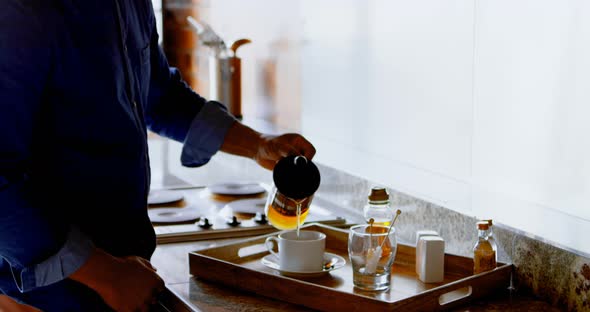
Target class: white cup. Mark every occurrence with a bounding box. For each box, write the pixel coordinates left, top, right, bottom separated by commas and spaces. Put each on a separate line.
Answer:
265, 230, 326, 272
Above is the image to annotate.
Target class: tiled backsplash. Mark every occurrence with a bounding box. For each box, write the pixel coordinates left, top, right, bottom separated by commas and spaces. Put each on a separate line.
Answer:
314, 162, 590, 311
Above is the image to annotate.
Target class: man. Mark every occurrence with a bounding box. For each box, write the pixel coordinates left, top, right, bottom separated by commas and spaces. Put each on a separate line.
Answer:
0, 1, 316, 311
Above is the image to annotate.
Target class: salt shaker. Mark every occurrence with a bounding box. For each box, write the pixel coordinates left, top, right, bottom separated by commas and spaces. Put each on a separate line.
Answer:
416, 236, 445, 283
415, 230, 439, 275
415, 230, 439, 246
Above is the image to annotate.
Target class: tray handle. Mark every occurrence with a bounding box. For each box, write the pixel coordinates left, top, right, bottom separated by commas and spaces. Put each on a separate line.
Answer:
438, 285, 473, 307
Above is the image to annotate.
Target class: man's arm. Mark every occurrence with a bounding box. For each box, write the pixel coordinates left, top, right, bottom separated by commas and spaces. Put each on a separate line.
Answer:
144, 9, 214, 144
220, 122, 316, 170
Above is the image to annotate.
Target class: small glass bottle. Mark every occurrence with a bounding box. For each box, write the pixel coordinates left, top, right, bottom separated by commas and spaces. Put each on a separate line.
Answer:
363, 186, 393, 226
473, 221, 497, 274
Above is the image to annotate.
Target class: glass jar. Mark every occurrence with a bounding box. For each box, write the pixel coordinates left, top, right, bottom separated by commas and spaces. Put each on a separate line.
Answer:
265, 156, 321, 230
265, 186, 313, 230
473, 221, 497, 274
363, 186, 393, 226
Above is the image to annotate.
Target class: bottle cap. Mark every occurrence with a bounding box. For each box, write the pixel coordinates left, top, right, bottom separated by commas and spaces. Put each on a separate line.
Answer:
273, 155, 321, 200
368, 186, 389, 203
477, 221, 490, 230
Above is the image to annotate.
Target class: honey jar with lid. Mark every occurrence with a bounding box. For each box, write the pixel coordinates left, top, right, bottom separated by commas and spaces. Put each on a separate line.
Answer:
363, 186, 394, 226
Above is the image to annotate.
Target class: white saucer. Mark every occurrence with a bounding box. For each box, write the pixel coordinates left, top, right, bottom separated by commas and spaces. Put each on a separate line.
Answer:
224, 198, 267, 214
148, 190, 184, 205
148, 206, 201, 223
261, 252, 346, 278
207, 182, 266, 196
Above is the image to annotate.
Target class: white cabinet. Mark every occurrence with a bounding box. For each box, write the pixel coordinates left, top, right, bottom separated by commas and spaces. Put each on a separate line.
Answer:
473, 0, 590, 252
301, 0, 590, 255
301, 0, 475, 212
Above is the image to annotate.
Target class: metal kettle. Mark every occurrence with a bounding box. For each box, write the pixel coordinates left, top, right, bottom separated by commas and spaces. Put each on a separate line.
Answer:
187, 17, 250, 119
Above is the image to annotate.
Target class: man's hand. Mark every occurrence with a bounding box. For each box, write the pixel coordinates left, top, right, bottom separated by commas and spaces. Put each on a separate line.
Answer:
0, 295, 42, 312
70, 248, 164, 312
221, 122, 316, 170
254, 133, 316, 170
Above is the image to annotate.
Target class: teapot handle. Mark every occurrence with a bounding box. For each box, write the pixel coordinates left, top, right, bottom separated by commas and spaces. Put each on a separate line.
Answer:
294, 155, 308, 166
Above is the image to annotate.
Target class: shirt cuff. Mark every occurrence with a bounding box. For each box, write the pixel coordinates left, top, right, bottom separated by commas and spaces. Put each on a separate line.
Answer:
181, 101, 237, 167
13, 227, 94, 292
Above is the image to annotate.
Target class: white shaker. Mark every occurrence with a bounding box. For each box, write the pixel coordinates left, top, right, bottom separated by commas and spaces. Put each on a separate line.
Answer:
416, 236, 445, 283
415, 230, 439, 275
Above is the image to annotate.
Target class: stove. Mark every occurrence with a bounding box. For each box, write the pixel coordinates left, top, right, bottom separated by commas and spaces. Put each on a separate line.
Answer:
152, 192, 351, 244
154, 213, 346, 244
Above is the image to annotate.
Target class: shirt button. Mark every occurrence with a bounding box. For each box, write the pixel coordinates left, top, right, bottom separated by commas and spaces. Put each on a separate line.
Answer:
124, 45, 128, 53
133, 101, 137, 108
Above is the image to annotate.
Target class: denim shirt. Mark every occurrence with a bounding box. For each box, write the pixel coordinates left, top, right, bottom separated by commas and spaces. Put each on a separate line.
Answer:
0, 0, 235, 310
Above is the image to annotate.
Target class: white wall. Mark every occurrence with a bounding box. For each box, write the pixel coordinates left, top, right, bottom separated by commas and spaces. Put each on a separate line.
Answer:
300, 0, 590, 255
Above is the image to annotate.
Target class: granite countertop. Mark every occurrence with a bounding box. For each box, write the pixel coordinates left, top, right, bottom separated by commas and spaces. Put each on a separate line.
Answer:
458, 293, 563, 312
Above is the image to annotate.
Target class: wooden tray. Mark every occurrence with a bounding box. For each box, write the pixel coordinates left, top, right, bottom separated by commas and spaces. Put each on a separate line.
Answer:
189, 223, 512, 311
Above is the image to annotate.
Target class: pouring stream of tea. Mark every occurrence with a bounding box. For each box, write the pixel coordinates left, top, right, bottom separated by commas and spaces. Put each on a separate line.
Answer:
295, 199, 305, 237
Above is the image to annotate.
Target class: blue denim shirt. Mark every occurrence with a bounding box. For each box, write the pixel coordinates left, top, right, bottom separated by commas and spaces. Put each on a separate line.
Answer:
0, 0, 235, 310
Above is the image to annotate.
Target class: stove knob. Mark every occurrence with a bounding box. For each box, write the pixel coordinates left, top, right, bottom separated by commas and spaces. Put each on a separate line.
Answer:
254, 212, 268, 224
198, 217, 212, 229
227, 216, 241, 227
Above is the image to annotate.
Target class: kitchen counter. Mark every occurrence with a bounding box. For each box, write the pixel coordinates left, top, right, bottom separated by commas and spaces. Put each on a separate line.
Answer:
149, 187, 561, 311
146, 131, 563, 311
151, 224, 561, 312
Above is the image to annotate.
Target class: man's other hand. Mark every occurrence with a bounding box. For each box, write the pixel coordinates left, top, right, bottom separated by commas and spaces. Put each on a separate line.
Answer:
70, 248, 164, 312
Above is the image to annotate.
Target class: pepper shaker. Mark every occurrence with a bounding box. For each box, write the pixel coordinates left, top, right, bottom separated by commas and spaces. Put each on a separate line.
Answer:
416, 236, 445, 283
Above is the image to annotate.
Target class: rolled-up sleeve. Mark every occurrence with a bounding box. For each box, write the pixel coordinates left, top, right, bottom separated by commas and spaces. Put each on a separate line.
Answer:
0, 180, 95, 293
16, 228, 94, 292
180, 101, 236, 167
